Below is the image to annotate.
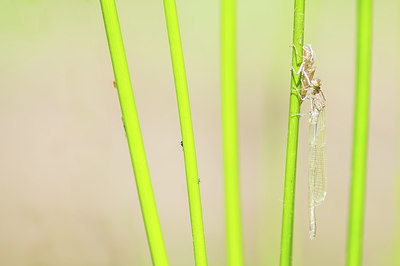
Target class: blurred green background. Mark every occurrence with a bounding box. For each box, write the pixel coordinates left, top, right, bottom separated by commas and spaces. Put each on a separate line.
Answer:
0, 0, 399, 265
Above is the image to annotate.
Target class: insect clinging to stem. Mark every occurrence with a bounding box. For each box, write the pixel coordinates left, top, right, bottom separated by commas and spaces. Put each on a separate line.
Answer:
291, 44, 327, 240
290, 44, 317, 101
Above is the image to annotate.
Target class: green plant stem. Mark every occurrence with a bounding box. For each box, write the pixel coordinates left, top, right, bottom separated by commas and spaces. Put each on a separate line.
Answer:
221, 0, 243, 265
279, 0, 305, 265
99, 1, 168, 265
162, 1, 208, 265
346, 0, 372, 265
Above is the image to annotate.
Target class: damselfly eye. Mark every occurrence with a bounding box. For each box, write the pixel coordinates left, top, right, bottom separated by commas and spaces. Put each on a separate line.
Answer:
312, 79, 322, 88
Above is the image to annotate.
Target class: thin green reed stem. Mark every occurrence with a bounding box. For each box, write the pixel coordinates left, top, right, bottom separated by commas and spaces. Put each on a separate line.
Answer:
279, 0, 305, 265
346, 0, 372, 265
163, 1, 208, 265
221, 0, 243, 265
99, 1, 168, 265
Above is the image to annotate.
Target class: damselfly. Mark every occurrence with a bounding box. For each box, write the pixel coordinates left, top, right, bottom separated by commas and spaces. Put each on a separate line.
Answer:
292, 44, 327, 239
307, 79, 327, 240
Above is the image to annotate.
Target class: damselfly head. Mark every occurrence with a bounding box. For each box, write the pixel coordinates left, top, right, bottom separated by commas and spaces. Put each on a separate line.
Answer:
311, 78, 322, 89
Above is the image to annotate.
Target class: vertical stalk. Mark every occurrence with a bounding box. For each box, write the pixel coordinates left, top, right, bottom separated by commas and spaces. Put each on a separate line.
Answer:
99, 0, 169, 265
279, 0, 305, 265
162, 1, 208, 265
221, 0, 244, 265
346, 0, 372, 265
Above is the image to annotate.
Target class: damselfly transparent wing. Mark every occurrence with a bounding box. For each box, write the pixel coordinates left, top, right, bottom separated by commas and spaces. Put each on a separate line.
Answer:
308, 107, 326, 239
308, 108, 327, 205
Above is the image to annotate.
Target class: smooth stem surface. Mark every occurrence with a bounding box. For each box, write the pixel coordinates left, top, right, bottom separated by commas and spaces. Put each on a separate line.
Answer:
99, 1, 168, 265
279, 0, 305, 265
163, 1, 208, 265
346, 0, 372, 265
221, 0, 243, 265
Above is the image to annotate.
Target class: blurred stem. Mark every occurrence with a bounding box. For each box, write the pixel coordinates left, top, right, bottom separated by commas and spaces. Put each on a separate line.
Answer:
99, 0, 168, 265
162, 1, 208, 265
346, 0, 372, 265
279, 0, 305, 265
221, 0, 244, 265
